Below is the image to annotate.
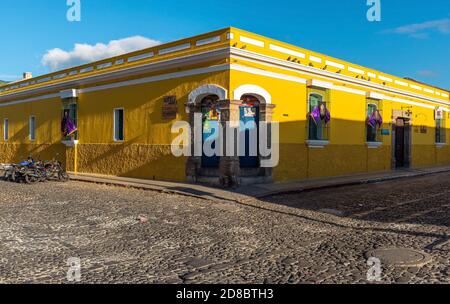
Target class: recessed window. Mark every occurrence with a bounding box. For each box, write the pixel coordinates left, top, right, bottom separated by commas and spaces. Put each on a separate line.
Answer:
62, 102, 78, 140
307, 93, 330, 141
29, 116, 36, 141
114, 108, 124, 141
366, 101, 382, 142
3, 118, 8, 141
435, 109, 446, 144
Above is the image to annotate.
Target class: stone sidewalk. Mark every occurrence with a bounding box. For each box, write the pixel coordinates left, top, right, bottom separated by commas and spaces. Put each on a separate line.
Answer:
68, 165, 450, 203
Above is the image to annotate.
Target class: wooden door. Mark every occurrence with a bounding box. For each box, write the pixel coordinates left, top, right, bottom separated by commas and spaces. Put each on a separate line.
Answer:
395, 118, 405, 168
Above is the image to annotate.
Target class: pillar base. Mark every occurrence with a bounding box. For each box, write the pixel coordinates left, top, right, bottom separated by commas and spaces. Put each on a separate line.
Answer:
186, 156, 201, 183
219, 156, 240, 188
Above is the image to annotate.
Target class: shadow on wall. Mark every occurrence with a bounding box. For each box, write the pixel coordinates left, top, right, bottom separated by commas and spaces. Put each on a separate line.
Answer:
2, 120, 66, 165
67, 117, 450, 182
0, 143, 66, 166
1, 115, 449, 183
273, 118, 448, 181
74, 135, 186, 182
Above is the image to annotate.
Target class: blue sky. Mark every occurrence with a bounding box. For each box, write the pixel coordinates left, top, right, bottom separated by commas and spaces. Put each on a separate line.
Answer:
0, 0, 449, 89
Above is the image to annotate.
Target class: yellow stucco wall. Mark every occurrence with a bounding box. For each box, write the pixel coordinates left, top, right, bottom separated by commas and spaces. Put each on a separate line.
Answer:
0, 69, 229, 182
1, 26, 449, 184
230, 62, 449, 182
0, 98, 67, 164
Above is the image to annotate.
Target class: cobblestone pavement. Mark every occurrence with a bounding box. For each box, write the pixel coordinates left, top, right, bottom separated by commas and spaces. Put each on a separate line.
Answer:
0, 172, 449, 284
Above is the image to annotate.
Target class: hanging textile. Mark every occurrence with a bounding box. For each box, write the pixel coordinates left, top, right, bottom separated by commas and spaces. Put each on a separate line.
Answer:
310, 103, 331, 125
61, 116, 77, 136
367, 110, 383, 128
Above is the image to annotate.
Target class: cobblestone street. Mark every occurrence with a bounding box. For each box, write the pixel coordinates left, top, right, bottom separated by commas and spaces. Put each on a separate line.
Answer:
0, 172, 449, 284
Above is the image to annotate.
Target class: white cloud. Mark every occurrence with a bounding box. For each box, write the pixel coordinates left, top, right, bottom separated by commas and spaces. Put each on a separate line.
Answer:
42, 36, 161, 71
417, 70, 440, 78
383, 18, 450, 38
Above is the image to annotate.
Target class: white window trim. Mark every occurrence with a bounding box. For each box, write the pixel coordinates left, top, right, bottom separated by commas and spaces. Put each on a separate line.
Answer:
366, 141, 383, 148
113, 108, 125, 142
62, 139, 79, 147
29, 115, 36, 141
366, 102, 381, 143
306, 140, 330, 148
3, 118, 8, 141
435, 114, 446, 145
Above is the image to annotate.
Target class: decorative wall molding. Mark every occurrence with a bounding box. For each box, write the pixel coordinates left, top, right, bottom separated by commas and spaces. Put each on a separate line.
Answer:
307, 79, 333, 89
230, 47, 450, 106
233, 84, 272, 104
0, 47, 230, 103
188, 84, 228, 105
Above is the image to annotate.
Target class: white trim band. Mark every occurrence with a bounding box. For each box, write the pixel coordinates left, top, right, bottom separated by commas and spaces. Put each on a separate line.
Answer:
269, 44, 305, 58
240, 36, 265, 47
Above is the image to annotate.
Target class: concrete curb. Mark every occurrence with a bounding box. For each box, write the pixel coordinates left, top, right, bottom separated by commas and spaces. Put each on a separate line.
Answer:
249, 168, 450, 200
69, 167, 450, 204
68, 174, 241, 203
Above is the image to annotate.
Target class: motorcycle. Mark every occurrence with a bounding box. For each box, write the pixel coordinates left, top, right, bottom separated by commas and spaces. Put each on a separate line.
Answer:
3, 155, 69, 184
44, 158, 69, 182
14, 159, 46, 184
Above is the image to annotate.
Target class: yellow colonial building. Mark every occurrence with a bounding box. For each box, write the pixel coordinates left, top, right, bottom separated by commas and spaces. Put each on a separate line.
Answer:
0, 27, 449, 186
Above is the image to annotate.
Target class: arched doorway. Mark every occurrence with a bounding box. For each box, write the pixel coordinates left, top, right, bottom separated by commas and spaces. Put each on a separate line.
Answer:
186, 84, 228, 183
201, 94, 220, 168
186, 83, 275, 186
239, 94, 260, 168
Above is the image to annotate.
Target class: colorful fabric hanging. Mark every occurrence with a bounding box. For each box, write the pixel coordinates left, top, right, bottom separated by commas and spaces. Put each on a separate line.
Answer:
61, 116, 77, 136
310, 103, 331, 125
367, 110, 383, 128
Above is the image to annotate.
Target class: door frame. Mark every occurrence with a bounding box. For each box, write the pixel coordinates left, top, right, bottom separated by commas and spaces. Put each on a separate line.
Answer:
200, 95, 221, 169
239, 97, 260, 169
392, 117, 411, 169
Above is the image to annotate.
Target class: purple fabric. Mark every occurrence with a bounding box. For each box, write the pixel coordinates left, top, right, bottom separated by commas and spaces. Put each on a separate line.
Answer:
62, 116, 77, 136
321, 105, 331, 124
310, 106, 322, 126
367, 111, 383, 128
310, 104, 331, 125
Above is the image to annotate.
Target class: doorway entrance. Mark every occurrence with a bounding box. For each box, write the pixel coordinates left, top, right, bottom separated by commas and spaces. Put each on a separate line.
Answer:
394, 118, 410, 168
201, 95, 220, 168
239, 95, 260, 168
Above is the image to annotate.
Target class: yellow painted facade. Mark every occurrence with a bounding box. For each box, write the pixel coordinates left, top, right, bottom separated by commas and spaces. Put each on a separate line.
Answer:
1, 27, 449, 183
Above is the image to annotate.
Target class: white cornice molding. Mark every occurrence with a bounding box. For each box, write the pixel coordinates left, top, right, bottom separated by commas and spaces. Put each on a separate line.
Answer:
0, 93, 60, 107
0, 65, 230, 107
1, 46, 448, 111
230, 47, 450, 106
1, 61, 442, 114
231, 63, 438, 110
60, 89, 78, 99
307, 79, 333, 89
366, 92, 385, 100
0, 47, 230, 103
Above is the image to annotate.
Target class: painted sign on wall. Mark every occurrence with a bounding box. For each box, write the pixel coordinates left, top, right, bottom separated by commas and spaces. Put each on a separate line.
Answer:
162, 96, 178, 120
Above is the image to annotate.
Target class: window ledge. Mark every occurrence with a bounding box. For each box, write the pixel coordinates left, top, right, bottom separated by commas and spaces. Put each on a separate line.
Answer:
435, 142, 447, 148
366, 141, 383, 148
62, 139, 79, 147
306, 140, 330, 148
